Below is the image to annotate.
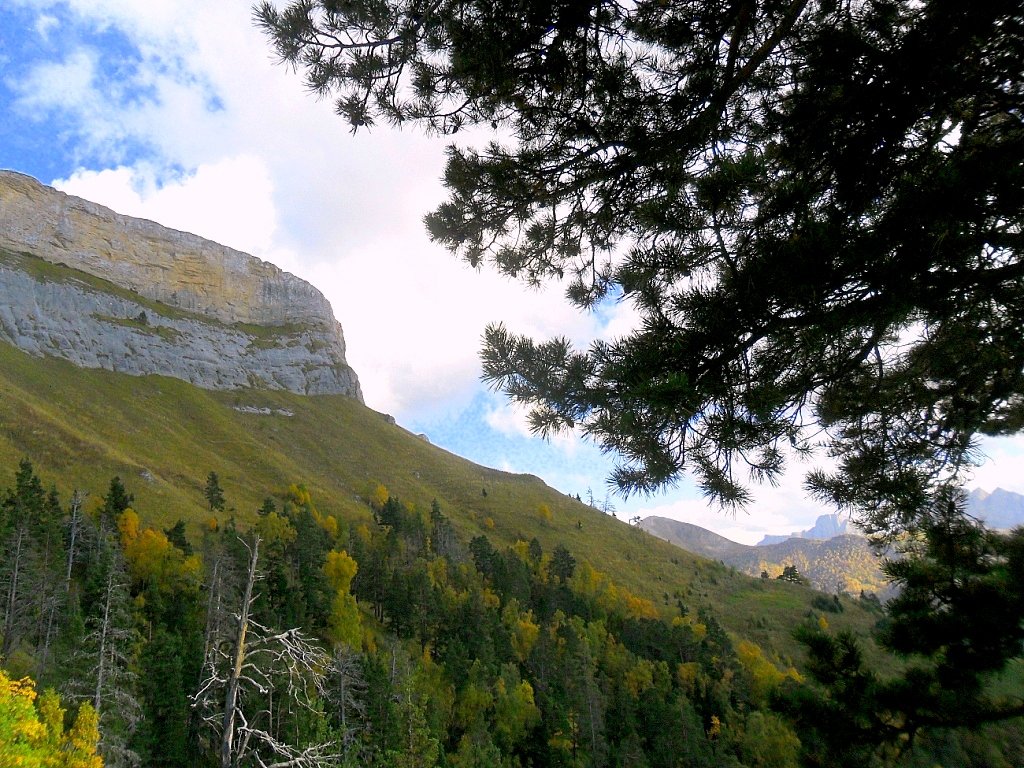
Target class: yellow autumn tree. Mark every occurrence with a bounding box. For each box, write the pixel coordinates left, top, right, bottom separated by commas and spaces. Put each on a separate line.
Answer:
286, 483, 313, 508
0, 669, 45, 766
323, 550, 362, 648
501, 600, 539, 662
117, 511, 202, 597
62, 702, 104, 768
0, 669, 102, 768
736, 640, 796, 702
493, 665, 540, 750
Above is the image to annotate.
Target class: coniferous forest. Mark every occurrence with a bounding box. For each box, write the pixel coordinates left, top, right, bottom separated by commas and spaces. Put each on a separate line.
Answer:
2, 459, 1022, 767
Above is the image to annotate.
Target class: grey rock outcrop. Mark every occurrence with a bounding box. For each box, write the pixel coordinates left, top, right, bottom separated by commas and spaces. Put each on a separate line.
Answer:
757, 513, 850, 546
0, 170, 361, 399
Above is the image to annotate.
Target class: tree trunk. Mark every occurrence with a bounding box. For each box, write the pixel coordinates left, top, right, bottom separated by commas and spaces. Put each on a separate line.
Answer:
221, 535, 260, 768
94, 570, 114, 716
65, 491, 83, 594
2, 525, 26, 658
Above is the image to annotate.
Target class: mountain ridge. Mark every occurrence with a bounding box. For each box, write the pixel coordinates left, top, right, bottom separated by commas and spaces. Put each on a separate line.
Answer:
758, 513, 851, 545
0, 170, 361, 398
967, 486, 1024, 529
640, 515, 891, 595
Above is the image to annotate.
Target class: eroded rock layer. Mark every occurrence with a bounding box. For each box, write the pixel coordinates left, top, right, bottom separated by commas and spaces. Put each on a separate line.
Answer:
0, 170, 362, 399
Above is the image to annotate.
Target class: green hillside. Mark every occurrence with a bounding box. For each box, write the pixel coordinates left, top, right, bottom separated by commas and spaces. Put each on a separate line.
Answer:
0, 337, 882, 662
3, 320, 1021, 768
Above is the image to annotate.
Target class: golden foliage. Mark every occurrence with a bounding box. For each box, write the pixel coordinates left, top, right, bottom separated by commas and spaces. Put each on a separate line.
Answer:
537, 504, 552, 525
254, 511, 297, 547
0, 669, 102, 768
571, 561, 660, 620
119, 514, 201, 595
736, 640, 788, 702
323, 550, 358, 592
323, 550, 361, 647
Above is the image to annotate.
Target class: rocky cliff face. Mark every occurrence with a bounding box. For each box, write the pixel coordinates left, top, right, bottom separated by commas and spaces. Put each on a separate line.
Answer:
0, 170, 362, 399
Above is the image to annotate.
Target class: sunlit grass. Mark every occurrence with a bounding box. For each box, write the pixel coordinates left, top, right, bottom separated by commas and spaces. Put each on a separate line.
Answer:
0, 338, 884, 664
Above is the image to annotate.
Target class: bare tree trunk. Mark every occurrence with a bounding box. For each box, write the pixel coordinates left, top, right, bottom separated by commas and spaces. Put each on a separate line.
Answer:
37, 591, 60, 675
221, 535, 260, 768
193, 532, 336, 768
65, 491, 83, 594
202, 555, 222, 666
2, 524, 26, 658
94, 570, 114, 716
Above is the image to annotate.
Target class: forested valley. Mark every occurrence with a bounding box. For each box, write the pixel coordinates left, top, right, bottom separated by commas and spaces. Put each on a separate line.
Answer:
2, 459, 1021, 767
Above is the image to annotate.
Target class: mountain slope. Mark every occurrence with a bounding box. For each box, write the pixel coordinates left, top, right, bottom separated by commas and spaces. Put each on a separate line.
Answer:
0, 168, 884, 665
641, 515, 891, 596
0, 337, 885, 663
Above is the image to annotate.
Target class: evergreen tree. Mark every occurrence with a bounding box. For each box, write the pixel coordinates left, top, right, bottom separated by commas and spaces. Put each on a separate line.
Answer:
100, 478, 133, 529
0, 461, 68, 671
163, 520, 193, 557
549, 545, 576, 585
776, 565, 808, 585
136, 630, 190, 767
204, 472, 226, 514
257, 0, 1024, 526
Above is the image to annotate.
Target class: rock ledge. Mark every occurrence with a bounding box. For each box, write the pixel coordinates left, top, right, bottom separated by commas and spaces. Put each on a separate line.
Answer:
0, 170, 362, 399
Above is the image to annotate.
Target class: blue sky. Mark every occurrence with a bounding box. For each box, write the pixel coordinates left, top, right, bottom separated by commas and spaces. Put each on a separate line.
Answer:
3, 1, 1021, 544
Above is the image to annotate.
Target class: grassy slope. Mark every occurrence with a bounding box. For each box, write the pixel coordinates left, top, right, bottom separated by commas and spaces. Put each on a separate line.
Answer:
0, 338, 884, 667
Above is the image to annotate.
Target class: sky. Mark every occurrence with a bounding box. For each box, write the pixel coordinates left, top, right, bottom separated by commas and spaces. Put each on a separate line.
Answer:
2, 1, 1023, 545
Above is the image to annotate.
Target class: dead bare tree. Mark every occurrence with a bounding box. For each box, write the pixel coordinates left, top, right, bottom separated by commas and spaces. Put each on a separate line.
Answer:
65, 490, 85, 593
193, 533, 340, 768
0, 513, 31, 658
326, 645, 368, 764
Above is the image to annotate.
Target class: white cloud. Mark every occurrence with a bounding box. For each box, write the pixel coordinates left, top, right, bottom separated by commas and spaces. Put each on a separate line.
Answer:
597, 297, 641, 342
34, 13, 58, 39
484, 401, 581, 458
967, 436, 1024, 495
12, 48, 99, 114
13, 0, 610, 423
55, 157, 280, 256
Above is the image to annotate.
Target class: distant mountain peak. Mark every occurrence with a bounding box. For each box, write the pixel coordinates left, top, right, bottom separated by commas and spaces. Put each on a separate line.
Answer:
966, 486, 1024, 530
640, 515, 890, 596
757, 513, 851, 546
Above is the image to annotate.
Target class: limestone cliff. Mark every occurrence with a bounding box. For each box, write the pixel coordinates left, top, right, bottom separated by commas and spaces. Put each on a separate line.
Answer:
0, 170, 362, 399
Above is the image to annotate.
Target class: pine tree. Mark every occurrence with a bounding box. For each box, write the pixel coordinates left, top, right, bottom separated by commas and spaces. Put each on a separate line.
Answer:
204, 472, 226, 514
256, 0, 1024, 526
100, 478, 133, 529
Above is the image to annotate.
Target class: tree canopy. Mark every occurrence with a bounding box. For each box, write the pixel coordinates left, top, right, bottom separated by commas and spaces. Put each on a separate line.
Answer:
255, 3, 1024, 742
256, 0, 1024, 535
